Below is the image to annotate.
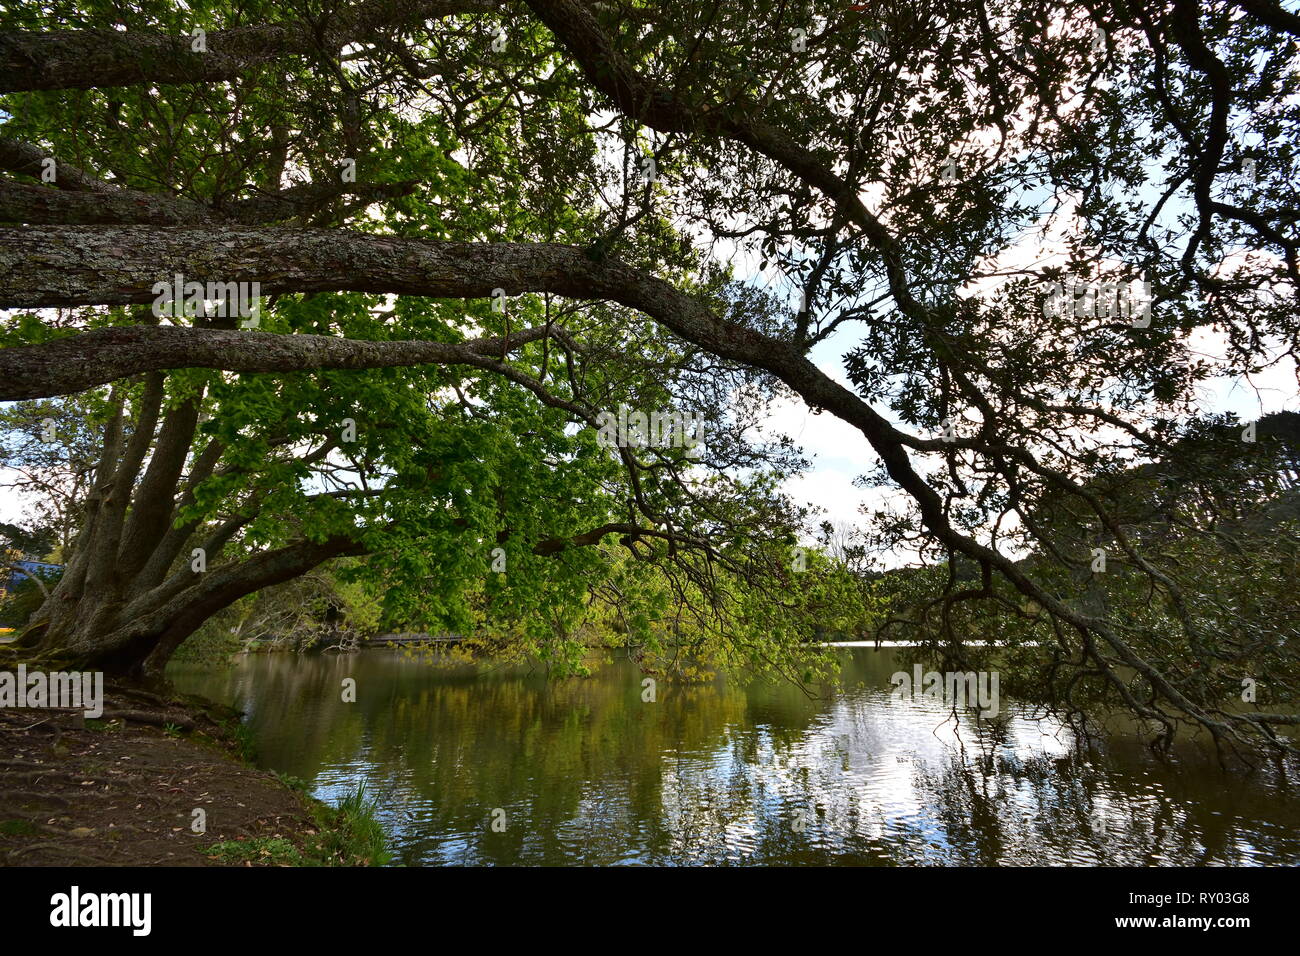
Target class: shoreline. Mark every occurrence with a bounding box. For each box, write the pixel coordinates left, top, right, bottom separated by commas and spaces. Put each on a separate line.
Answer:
0, 687, 387, 866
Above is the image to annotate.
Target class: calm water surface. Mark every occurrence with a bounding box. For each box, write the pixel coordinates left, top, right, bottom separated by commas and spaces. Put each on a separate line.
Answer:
170, 648, 1300, 866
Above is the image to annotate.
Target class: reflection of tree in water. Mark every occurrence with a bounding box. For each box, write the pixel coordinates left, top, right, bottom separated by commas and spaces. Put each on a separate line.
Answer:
172, 650, 1300, 865
257, 654, 758, 865
904, 744, 1300, 866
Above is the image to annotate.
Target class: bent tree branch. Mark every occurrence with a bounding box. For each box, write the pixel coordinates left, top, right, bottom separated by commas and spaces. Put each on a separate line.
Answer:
0, 0, 497, 92
0, 323, 561, 400
0, 136, 418, 226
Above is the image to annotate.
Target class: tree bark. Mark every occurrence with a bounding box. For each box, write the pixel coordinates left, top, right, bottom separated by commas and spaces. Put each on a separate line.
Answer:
0, 177, 418, 226
0, 321, 562, 401
0, 0, 495, 91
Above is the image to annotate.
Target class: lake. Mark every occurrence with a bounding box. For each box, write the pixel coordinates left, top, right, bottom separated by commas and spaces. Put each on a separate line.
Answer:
170, 647, 1300, 866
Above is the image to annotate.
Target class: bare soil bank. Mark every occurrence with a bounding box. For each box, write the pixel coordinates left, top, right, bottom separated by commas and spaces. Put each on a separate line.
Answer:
0, 687, 358, 866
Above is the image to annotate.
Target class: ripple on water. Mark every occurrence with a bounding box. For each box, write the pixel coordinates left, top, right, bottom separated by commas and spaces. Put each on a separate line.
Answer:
168, 649, 1300, 866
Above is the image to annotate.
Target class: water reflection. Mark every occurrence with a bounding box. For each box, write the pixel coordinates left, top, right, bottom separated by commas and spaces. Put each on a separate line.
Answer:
170, 648, 1300, 866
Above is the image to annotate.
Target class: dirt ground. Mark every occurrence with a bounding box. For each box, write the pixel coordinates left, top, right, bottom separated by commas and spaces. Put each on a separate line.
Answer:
0, 688, 321, 866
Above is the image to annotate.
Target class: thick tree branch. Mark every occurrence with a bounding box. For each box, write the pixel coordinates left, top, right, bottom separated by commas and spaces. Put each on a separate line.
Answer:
1232, 0, 1300, 36
0, 321, 560, 402
0, 137, 119, 193
0, 0, 498, 92
0, 177, 419, 225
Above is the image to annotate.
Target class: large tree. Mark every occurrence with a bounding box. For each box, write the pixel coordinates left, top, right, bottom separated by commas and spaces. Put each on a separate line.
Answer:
1, 0, 1297, 755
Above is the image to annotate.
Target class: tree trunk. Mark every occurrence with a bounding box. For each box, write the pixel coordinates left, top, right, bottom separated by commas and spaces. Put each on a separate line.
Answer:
14, 375, 364, 686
